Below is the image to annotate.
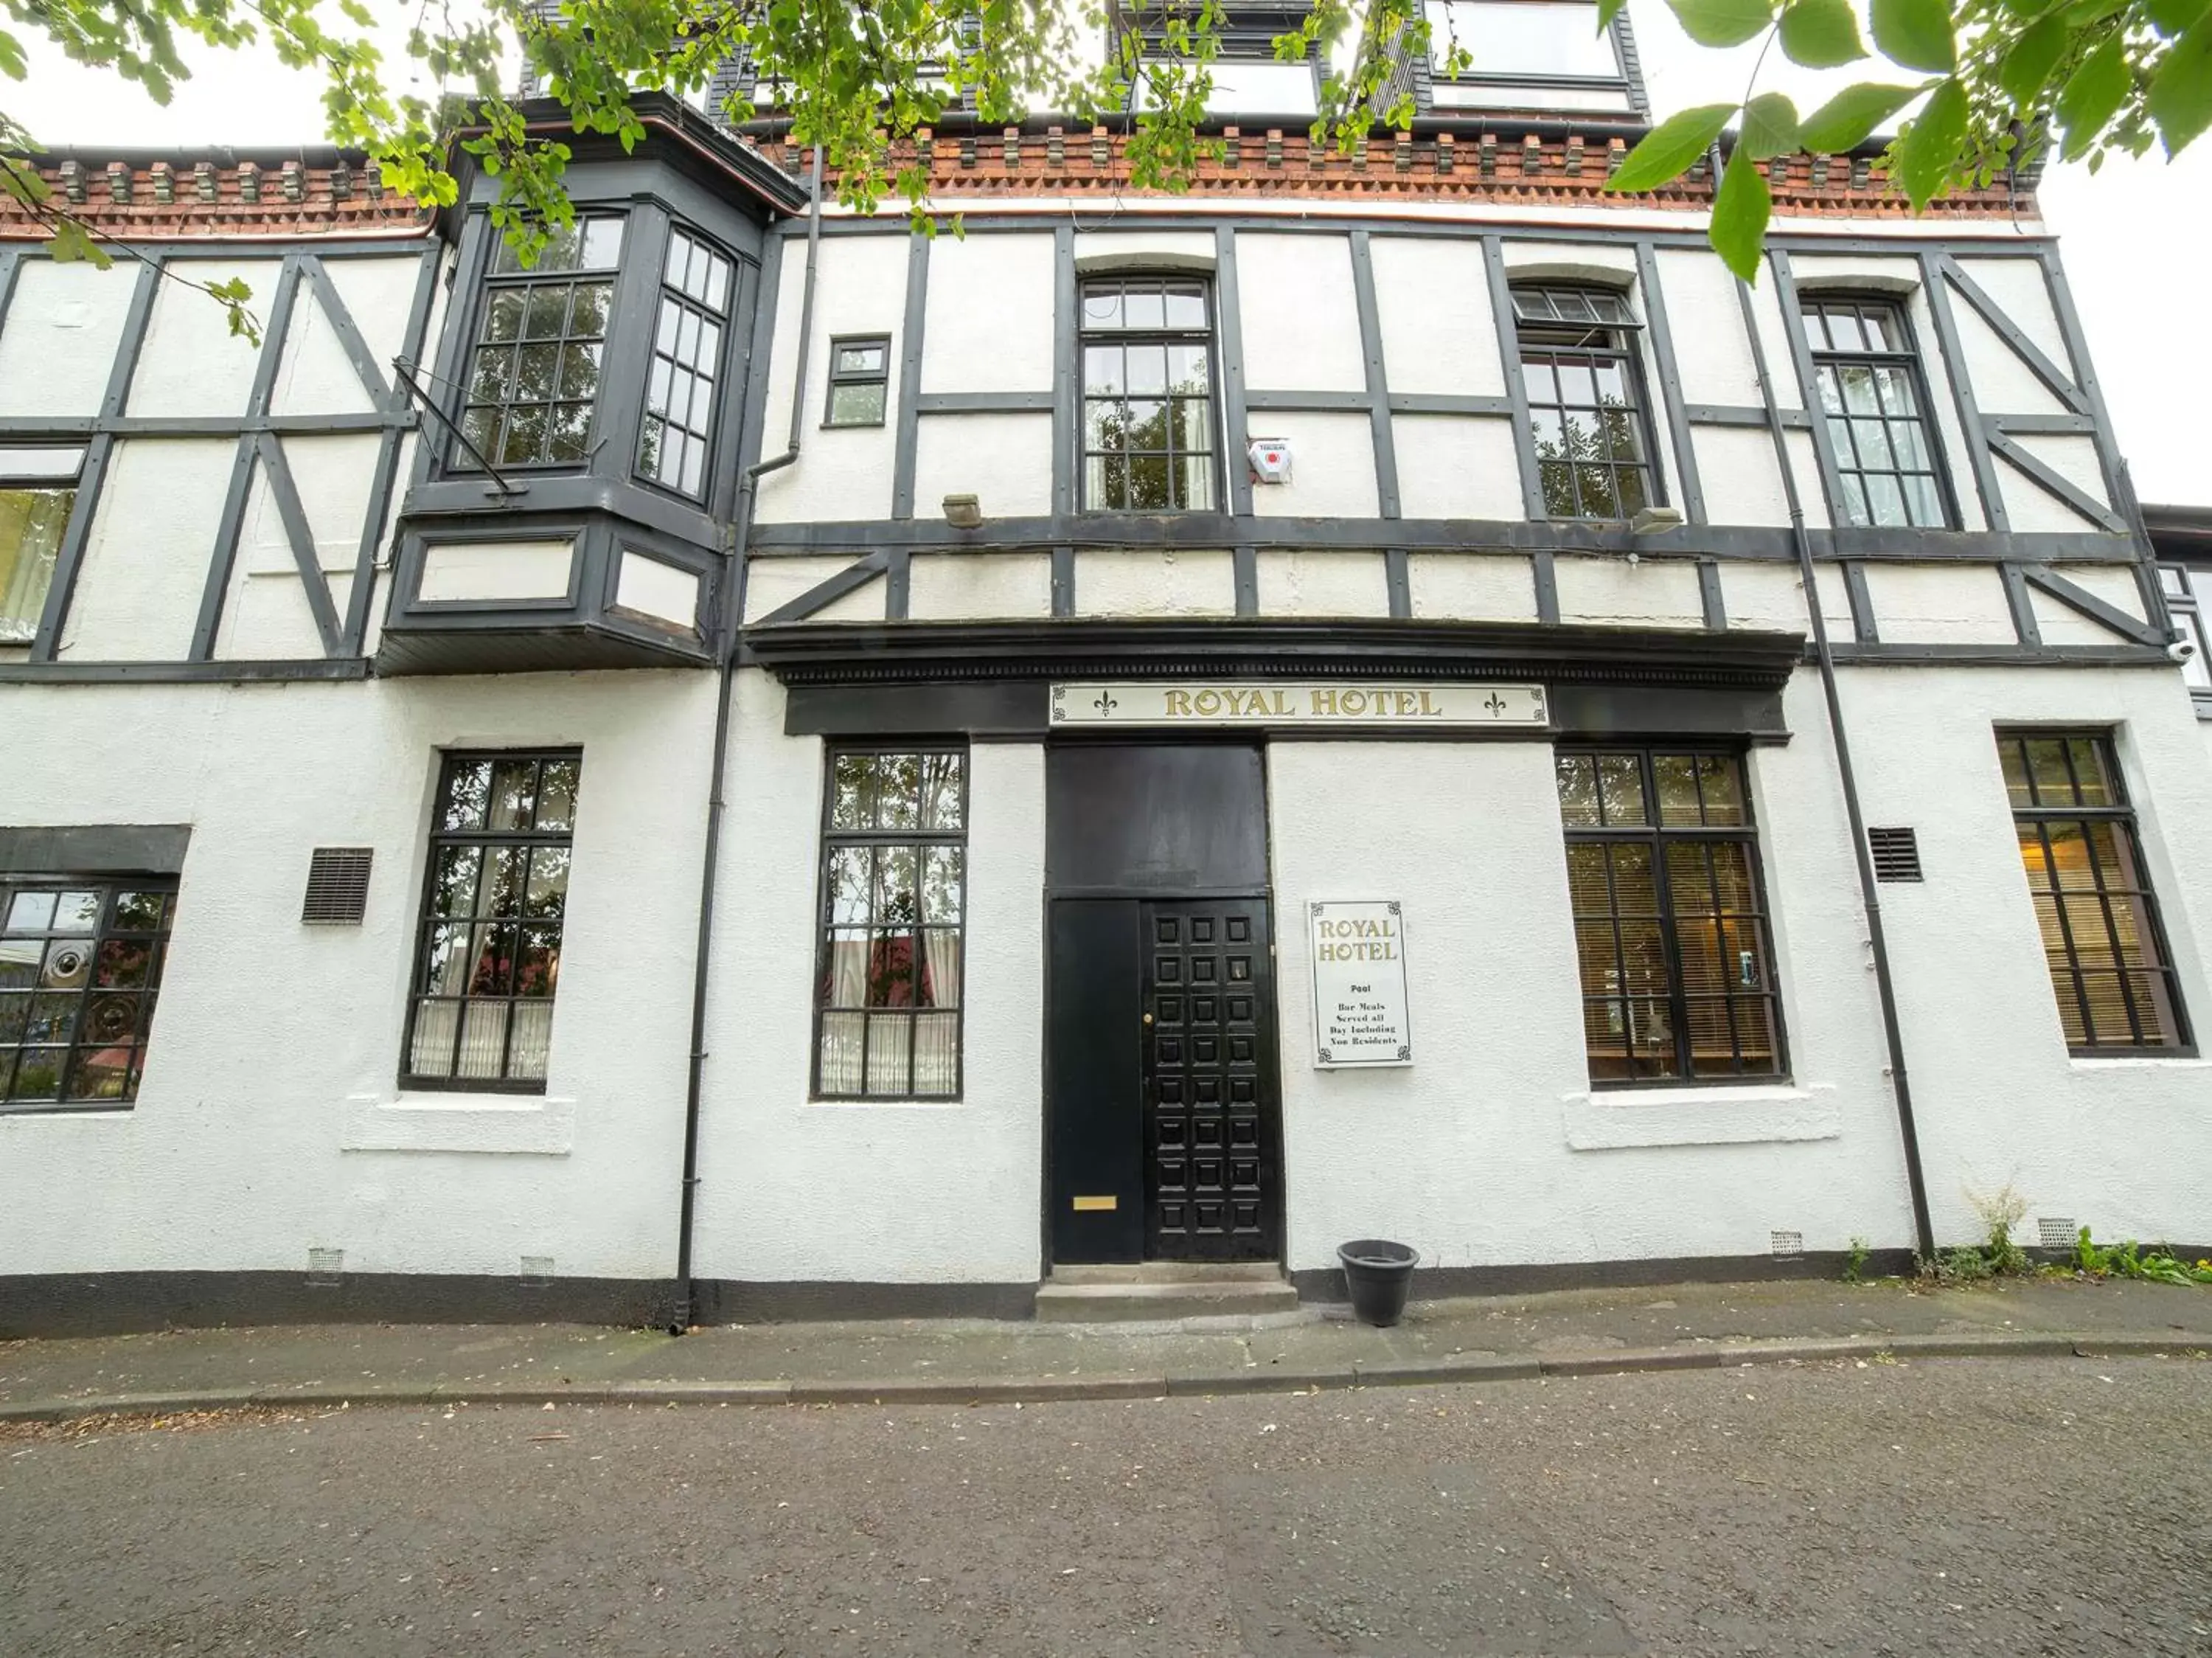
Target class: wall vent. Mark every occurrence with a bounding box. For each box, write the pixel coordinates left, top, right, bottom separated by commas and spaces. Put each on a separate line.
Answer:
1770, 1229, 1804, 1260
519, 1255, 555, 1287
1867, 827, 1922, 882
2038, 1216, 2078, 1251
302, 847, 374, 924
305, 1246, 345, 1286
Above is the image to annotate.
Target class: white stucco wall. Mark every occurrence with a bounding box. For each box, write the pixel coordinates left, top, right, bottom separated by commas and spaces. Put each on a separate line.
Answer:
1408, 553, 1540, 622
58, 438, 235, 661
0, 259, 139, 417
911, 411, 1054, 518
691, 671, 1044, 1284
1077, 547, 1235, 617
1393, 416, 1526, 521
1254, 549, 1391, 617
753, 234, 908, 523
1247, 412, 1379, 519
1368, 235, 1504, 398
1235, 232, 1365, 392
0, 670, 718, 1281
921, 232, 1055, 394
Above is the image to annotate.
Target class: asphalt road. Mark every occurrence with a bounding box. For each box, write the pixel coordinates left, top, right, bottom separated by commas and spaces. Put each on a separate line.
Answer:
4, 1356, 2208, 1657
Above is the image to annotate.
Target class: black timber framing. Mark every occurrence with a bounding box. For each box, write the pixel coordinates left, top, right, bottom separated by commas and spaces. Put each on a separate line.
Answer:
1385, 547, 1411, 618
1987, 431, 2127, 533
2000, 561, 2042, 646
1051, 225, 1077, 521
0, 248, 20, 339
1481, 233, 1546, 520
2019, 564, 2165, 647
344, 249, 442, 653
29, 259, 159, 660
892, 231, 929, 521
1764, 249, 1851, 537
254, 429, 345, 655
1346, 229, 1400, 521
1213, 224, 1256, 517
1919, 250, 2007, 533
1634, 240, 1703, 524
1697, 559, 1725, 630
0, 658, 370, 684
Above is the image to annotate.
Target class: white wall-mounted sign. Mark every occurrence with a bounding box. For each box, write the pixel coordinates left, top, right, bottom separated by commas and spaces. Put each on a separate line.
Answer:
1310, 900, 1412, 1069
1051, 682, 1547, 728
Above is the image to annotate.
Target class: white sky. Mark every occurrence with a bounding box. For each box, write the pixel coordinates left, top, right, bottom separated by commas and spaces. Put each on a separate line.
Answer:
7, 4, 2204, 504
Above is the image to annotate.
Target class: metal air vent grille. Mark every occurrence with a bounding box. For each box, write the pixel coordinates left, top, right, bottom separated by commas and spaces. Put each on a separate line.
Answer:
2038, 1217, 2077, 1251
302, 847, 373, 924
1868, 827, 1922, 882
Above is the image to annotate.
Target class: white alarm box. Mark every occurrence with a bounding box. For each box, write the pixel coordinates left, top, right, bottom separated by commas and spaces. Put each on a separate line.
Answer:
1248, 437, 1292, 484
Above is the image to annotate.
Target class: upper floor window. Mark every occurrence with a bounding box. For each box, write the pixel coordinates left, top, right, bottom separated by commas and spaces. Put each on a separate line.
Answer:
404, 751, 580, 1091
1425, 1, 1635, 113
2000, 731, 2188, 1052
455, 216, 624, 473
1081, 276, 1218, 513
0, 484, 73, 644
815, 746, 966, 1100
1557, 748, 1784, 1084
824, 335, 892, 428
2159, 564, 2211, 693
1, 878, 175, 1109
1802, 295, 1950, 530
637, 227, 734, 499
1514, 285, 1658, 521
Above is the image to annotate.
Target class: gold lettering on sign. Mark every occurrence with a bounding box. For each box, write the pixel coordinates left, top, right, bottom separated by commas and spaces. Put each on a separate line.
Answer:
1311, 688, 1338, 715
1164, 690, 1192, 716
1419, 690, 1441, 716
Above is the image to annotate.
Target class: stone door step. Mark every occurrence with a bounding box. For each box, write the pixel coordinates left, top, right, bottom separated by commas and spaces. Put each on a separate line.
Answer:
1048, 1261, 1284, 1286
1034, 1272, 1299, 1322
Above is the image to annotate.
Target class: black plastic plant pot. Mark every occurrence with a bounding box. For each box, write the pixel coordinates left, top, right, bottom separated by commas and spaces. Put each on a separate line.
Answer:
1338, 1239, 1419, 1328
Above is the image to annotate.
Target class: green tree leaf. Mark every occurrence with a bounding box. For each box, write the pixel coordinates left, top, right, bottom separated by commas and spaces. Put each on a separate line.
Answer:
1598, 0, 1630, 27
1998, 15, 2073, 107
1742, 91, 1801, 158
1871, 0, 1958, 72
1604, 101, 1739, 192
2149, 13, 2212, 150
1798, 80, 1927, 150
2146, 0, 2211, 34
1666, 0, 1778, 49
1710, 153, 1773, 281
47, 218, 113, 269
1892, 76, 1969, 205
2055, 35, 2129, 158
1778, 0, 1868, 66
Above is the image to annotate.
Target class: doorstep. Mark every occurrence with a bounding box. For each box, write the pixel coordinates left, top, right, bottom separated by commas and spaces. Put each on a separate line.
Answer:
1033, 1261, 1301, 1322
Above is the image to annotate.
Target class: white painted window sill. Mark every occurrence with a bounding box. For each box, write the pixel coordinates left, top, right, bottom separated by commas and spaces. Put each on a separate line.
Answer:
1561, 1083, 1841, 1151
806, 1097, 969, 1111
2070, 1055, 2212, 1072
341, 1092, 574, 1155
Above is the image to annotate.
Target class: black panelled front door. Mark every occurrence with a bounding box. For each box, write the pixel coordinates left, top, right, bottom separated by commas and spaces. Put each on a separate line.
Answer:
1044, 743, 1281, 1266
1142, 900, 1276, 1260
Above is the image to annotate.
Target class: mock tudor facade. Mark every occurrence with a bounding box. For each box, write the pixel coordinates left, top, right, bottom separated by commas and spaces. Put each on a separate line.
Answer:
4, 3, 2209, 1332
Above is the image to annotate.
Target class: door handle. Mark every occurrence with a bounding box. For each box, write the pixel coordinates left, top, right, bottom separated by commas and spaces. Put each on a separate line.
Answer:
1142, 1012, 1154, 1025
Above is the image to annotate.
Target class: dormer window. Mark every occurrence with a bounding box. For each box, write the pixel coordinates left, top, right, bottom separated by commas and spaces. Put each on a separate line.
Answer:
1512, 285, 1660, 521
455, 215, 625, 471
1425, 0, 1636, 115
1116, 1, 1323, 119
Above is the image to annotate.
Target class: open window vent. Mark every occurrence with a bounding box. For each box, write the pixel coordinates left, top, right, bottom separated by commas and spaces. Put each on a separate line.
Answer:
1868, 827, 1922, 882
302, 847, 373, 925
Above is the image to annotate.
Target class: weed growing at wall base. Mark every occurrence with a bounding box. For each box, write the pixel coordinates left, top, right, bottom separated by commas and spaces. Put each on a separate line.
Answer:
2072, 1229, 2212, 1287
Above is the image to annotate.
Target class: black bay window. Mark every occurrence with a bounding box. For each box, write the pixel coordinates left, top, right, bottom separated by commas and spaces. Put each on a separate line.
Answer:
2001, 731, 2188, 1052
1512, 285, 1660, 521
403, 752, 580, 1090
1080, 275, 1219, 513
0, 878, 175, 1109
1557, 748, 1784, 1083
637, 226, 734, 498
1802, 294, 1950, 530
454, 216, 624, 471
814, 746, 967, 1099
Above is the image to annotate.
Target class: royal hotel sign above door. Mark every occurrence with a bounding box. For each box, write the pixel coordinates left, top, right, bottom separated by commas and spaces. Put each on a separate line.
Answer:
1049, 683, 1548, 728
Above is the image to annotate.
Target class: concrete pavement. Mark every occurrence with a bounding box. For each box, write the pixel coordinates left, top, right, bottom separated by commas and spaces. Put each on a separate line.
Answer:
3, 1274, 2208, 1421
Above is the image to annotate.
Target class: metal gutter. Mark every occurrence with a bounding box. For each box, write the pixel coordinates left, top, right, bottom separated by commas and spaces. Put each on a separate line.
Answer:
669, 144, 824, 1333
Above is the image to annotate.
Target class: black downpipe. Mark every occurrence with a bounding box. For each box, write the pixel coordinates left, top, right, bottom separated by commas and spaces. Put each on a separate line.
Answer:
669, 145, 825, 1333
1731, 214, 1938, 1263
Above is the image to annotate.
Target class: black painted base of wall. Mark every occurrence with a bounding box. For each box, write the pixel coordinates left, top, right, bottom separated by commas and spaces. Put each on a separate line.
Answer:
1287, 1248, 1923, 1303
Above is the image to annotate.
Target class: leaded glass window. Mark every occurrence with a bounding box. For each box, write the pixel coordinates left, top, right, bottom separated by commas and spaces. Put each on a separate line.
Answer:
1514, 285, 1659, 521
638, 226, 733, 499
1804, 295, 1950, 529
455, 216, 623, 471
1080, 277, 1217, 513
2000, 731, 2188, 1051
403, 751, 580, 1089
1556, 748, 1784, 1083
815, 747, 966, 1099
0, 879, 175, 1109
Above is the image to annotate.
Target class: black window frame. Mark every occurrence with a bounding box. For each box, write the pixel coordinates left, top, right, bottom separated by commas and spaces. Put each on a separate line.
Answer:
451, 214, 626, 476
1077, 273, 1222, 515
811, 740, 970, 1102
0, 875, 177, 1113
823, 333, 892, 429
1556, 744, 1788, 1087
2158, 562, 2212, 702
1512, 283, 1663, 522
1999, 728, 2191, 1055
0, 474, 78, 646
635, 223, 737, 502
1801, 292, 1955, 531
400, 749, 582, 1095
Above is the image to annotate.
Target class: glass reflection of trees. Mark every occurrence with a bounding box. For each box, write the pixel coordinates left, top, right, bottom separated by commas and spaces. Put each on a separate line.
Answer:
1080, 277, 1217, 513
1513, 286, 1658, 521
456, 216, 623, 471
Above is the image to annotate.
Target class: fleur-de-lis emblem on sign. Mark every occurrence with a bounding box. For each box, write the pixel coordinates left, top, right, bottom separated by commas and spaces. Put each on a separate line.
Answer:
1484, 692, 1509, 717
1093, 690, 1119, 717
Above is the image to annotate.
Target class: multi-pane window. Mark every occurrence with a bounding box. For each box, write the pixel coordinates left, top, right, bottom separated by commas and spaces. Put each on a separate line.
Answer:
404, 752, 580, 1089
1803, 295, 1949, 530
815, 747, 966, 1099
1080, 277, 1217, 513
1513, 286, 1658, 521
824, 336, 891, 427
2000, 731, 2188, 1052
455, 216, 623, 471
0, 488, 72, 642
2159, 564, 2211, 693
1557, 749, 1784, 1083
0, 880, 175, 1109
638, 227, 733, 499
